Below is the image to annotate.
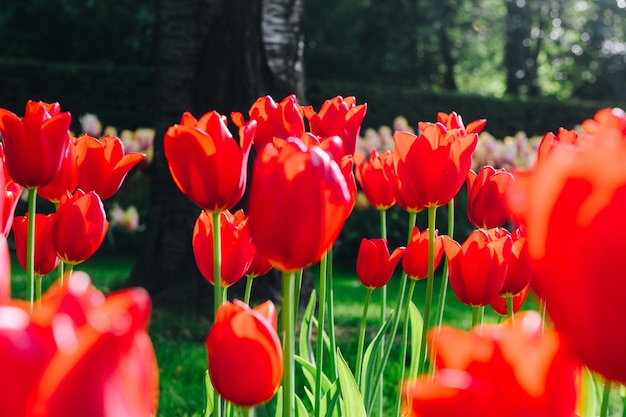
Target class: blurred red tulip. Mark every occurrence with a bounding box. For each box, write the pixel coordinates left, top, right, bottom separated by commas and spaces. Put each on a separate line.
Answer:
356, 238, 405, 289
74, 134, 145, 200
248, 138, 352, 271
581, 107, 626, 143
52, 190, 108, 265
443, 228, 512, 307
0, 235, 10, 305
245, 247, 273, 278
508, 114, 626, 382
435, 111, 486, 135
193, 209, 254, 287
206, 300, 283, 407
231, 95, 304, 152
402, 227, 444, 280
0, 145, 23, 236
355, 149, 397, 210
165, 110, 255, 212
303, 95, 367, 157
466, 166, 514, 229
499, 230, 532, 296
0, 100, 71, 188
393, 123, 477, 211
402, 311, 578, 417
13, 214, 60, 276
0, 273, 158, 417
536, 127, 584, 164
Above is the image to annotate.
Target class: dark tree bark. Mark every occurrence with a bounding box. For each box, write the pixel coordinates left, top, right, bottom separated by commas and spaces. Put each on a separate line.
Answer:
130, 0, 305, 313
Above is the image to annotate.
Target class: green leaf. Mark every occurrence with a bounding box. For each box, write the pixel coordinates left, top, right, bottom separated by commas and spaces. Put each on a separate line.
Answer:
299, 289, 316, 364
202, 370, 214, 417
578, 367, 598, 417
360, 312, 392, 411
295, 394, 308, 417
320, 380, 341, 417
294, 354, 332, 404
407, 300, 423, 378
337, 348, 367, 417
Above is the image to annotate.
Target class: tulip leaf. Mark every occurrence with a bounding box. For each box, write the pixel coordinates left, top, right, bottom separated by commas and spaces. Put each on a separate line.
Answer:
295, 394, 308, 417
360, 312, 392, 412
337, 348, 367, 417
295, 354, 332, 402
299, 289, 316, 364
578, 367, 598, 417
407, 300, 423, 378
272, 387, 282, 417
320, 380, 340, 417
202, 370, 214, 417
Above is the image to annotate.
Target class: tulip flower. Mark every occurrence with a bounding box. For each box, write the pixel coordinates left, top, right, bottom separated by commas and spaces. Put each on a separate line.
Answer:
13, 214, 60, 276
248, 137, 352, 271
0, 145, 23, 236
0, 272, 159, 417
443, 229, 512, 307
508, 114, 626, 382
356, 238, 405, 289
402, 227, 444, 280
245, 247, 273, 278
393, 123, 478, 211
231, 95, 304, 152
435, 111, 486, 135
535, 127, 584, 164
206, 300, 283, 407
165, 110, 256, 212
580, 107, 626, 143
491, 284, 530, 316
0, 100, 71, 188
193, 209, 254, 287
402, 311, 578, 417
37, 138, 77, 204
499, 230, 532, 296
466, 166, 515, 229
355, 149, 396, 210
74, 134, 145, 200
52, 190, 109, 265
303, 95, 367, 157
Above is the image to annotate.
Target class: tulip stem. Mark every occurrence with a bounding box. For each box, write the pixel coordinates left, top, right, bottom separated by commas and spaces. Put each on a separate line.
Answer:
314, 254, 328, 417
294, 268, 303, 317
211, 210, 223, 417
472, 306, 481, 328
26, 187, 37, 311
65, 263, 74, 284
355, 287, 372, 388
326, 249, 338, 380
506, 295, 515, 323
600, 379, 612, 417
431, 199, 454, 378
35, 274, 43, 308
394, 278, 417, 417
282, 270, 296, 417
417, 206, 437, 376
58, 262, 65, 287
378, 208, 388, 417
243, 276, 254, 305
243, 406, 255, 417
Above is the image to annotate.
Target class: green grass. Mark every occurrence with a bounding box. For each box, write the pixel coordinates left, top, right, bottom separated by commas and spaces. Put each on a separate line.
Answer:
10, 252, 509, 417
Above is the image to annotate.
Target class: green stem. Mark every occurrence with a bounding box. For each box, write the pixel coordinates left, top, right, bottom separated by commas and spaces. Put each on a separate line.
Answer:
243, 276, 254, 305
377, 208, 388, 417
243, 406, 255, 417
472, 306, 481, 329
314, 254, 328, 417
540, 298, 547, 338
355, 288, 372, 388
326, 248, 338, 380
394, 279, 417, 417
58, 262, 65, 287
601, 379, 612, 417
282, 270, 296, 417
26, 188, 37, 311
35, 274, 43, 309
212, 210, 223, 417
506, 295, 515, 323
294, 268, 303, 319
222, 286, 228, 304
417, 206, 437, 375
65, 263, 74, 283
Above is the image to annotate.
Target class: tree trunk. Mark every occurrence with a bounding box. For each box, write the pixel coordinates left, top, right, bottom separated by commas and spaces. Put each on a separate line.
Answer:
130, 0, 305, 314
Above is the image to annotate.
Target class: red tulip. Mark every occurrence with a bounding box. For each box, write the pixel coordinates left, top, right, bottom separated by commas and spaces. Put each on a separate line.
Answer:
193, 209, 254, 287
536, 127, 584, 164
0, 100, 71, 188
402, 311, 578, 417
0, 235, 10, 305
303, 96, 367, 157
52, 190, 109, 265
499, 230, 532, 296
435, 111, 486, 135
508, 118, 626, 382
165, 110, 255, 212
491, 284, 530, 316
206, 300, 283, 407
355, 149, 397, 210
356, 238, 405, 289
248, 138, 352, 271
13, 214, 60, 276
393, 123, 477, 211
37, 138, 77, 204
245, 247, 273, 278
402, 227, 443, 280
0, 145, 23, 236
466, 166, 515, 229
580, 107, 626, 143
74, 134, 145, 200
231, 95, 304, 152
0, 273, 158, 417
443, 229, 512, 307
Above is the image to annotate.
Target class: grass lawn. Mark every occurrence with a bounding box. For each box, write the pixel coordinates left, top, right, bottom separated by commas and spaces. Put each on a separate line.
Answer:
10, 251, 509, 417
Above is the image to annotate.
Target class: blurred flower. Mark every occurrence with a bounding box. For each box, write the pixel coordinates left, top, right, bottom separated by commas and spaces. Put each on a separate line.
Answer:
0, 145, 23, 236
402, 311, 578, 417
206, 300, 282, 407
499, 230, 532, 296
536, 127, 584, 164
402, 227, 443, 280
356, 238, 405, 289
13, 213, 60, 276
79, 113, 102, 137
108, 203, 141, 232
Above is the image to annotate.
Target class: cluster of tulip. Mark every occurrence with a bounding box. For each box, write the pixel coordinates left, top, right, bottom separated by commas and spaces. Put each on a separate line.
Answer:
164, 92, 626, 417
0, 100, 158, 416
